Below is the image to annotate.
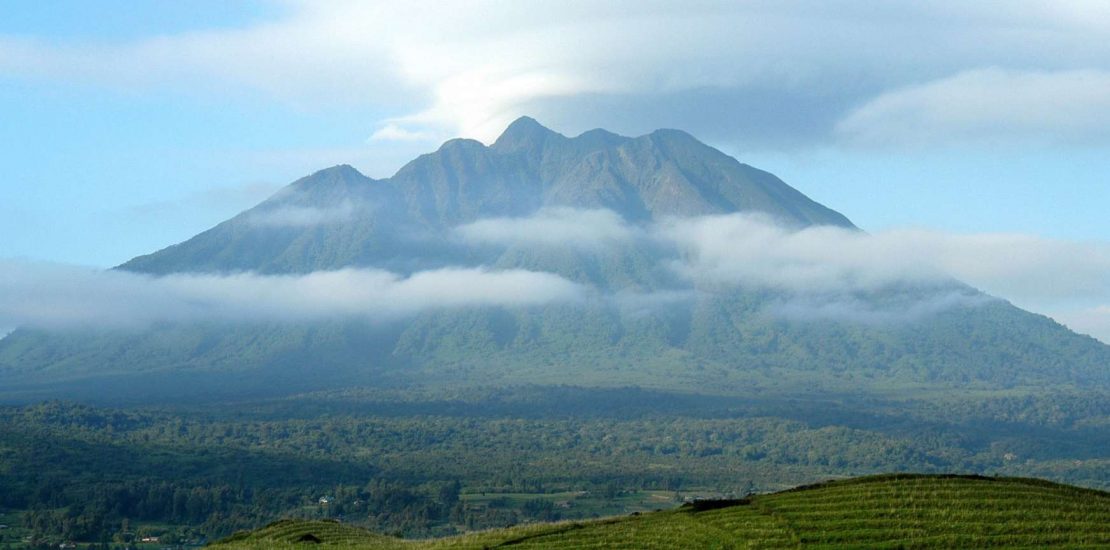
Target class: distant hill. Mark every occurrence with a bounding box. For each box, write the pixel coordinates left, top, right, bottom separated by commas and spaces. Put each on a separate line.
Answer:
1, 117, 1108, 403
212, 474, 1110, 549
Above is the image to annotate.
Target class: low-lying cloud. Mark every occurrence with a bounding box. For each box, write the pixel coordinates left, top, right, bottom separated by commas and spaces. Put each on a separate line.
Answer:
456, 207, 637, 250
451, 208, 1110, 336
3, 209, 1109, 342
462, 206, 1110, 321
661, 214, 947, 292
768, 291, 995, 326
661, 213, 1110, 307
0, 261, 584, 330
245, 201, 362, 228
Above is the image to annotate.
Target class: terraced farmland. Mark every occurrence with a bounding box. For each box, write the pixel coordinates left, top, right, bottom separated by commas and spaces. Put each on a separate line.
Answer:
212, 474, 1110, 548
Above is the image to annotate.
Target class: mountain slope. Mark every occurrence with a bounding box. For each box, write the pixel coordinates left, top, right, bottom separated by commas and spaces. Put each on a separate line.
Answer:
212, 475, 1110, 549
119, 117, 852, 276
1, 118, 1108, 403
119, 165, 441, 275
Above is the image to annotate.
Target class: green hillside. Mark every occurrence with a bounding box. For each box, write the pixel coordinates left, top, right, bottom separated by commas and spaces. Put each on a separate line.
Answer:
213, 475, 1110, 549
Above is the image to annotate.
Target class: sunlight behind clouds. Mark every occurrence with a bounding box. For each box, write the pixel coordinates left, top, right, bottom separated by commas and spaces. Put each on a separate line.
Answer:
6, 1, 1110, 148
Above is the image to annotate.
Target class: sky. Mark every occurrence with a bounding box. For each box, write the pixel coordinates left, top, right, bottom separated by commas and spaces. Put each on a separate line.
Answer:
2, 1, 1109, 341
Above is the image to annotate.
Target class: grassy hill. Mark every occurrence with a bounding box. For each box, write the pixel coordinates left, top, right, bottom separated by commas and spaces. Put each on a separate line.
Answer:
213, 474, 1110, 548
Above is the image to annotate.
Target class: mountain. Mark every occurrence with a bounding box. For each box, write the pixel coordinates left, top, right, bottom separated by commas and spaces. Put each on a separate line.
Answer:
1, 117, 1108, 402
212, 475, 1110, 549
119, 116, 852, 276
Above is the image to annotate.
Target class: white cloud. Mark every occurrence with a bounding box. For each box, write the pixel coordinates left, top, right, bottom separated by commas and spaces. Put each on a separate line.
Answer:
453, 208, 1110, 329
245, 201, 360, 227
6, 2, 1110, 147
0, 261, 584, 330
454, 208, 1110, 331
456, 208, 638, 249
609, 288, 699, 317
660, 214, 1110, 312
369, 123, 436, 142
0, 8, 405, 106
837, 68, 1110, 147
768, 291, 994, 325
660, 214, 948, 292
3, 211, 1109, 339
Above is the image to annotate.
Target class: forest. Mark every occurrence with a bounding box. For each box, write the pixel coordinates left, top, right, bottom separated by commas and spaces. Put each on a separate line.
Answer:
1, 385, 1106, 547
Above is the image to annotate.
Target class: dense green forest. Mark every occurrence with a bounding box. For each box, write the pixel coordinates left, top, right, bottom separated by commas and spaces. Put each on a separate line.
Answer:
1, 386, 1106, 547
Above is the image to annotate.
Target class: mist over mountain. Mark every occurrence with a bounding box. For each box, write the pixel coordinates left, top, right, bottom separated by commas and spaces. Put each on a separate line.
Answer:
119, 117, 852, 276
1, 118, 1107, 403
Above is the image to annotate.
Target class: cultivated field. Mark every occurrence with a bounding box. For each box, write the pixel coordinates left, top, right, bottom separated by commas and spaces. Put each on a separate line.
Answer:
212, 474, 1110, 548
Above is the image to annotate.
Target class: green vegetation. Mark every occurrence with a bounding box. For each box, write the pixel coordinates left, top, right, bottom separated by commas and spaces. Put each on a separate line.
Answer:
2, 120, 1109, 547
1, 389, 1106, 546
211, 475, 1110, 549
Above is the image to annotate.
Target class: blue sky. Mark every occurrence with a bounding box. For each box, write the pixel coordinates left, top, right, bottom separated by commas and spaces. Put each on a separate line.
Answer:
2, 1, 1110, 341
0, 0, 282, 41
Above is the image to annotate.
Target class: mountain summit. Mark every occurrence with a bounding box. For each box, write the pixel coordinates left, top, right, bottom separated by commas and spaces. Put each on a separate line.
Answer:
2, 118, 1107, 403
121, 118, 852, 275
491, 115, 561, 151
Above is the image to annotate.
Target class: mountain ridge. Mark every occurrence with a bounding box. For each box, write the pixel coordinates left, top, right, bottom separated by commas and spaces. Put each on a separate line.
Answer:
2, 117, 1108, 403
119, 117, 853, 275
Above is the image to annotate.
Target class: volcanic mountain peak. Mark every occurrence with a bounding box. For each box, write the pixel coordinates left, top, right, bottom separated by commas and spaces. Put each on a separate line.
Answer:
5, 118, 1109, 405
121, 117, 856, 276
491, 115, 562, 151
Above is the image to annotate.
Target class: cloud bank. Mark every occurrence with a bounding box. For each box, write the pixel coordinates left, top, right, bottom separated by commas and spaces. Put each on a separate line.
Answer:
456, 208, 637, 249
661, 214, 946, 292
0, 262, 583, 330
2, 209, 1109, 342
245, 201, 361, 228
663, 213, 1110, 339
660, 214, 1110, 305
5, 2, 1110, 148
452, 208, 1110, 337
454, 207, 1110, 319
767, 291, 993, 326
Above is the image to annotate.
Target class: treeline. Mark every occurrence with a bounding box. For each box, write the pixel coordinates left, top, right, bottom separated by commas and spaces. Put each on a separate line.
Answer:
15, 480, 468, 544
1, 389, 1106, 544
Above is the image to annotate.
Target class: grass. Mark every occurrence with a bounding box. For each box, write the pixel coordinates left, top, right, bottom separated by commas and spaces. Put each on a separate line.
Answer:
0, 511, 30, 546
211, 474, 1110, 548
459, 488, 677, 517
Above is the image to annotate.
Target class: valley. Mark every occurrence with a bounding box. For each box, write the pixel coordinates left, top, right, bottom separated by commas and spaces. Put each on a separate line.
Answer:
2, 386, 1106, 546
